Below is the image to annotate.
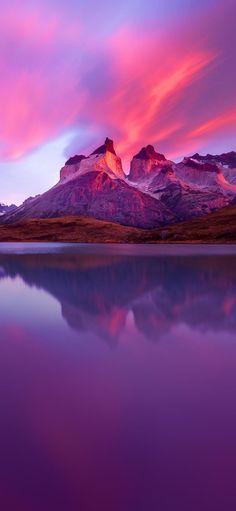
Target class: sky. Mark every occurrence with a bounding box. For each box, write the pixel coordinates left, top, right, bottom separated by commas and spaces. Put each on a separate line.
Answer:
0, 0, 236, 204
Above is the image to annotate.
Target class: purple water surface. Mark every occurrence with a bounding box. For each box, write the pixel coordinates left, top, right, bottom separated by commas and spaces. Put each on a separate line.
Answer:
0, 243, 236, 510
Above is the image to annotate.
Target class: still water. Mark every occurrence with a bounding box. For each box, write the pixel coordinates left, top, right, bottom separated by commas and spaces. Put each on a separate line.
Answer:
0, 243, 236, 511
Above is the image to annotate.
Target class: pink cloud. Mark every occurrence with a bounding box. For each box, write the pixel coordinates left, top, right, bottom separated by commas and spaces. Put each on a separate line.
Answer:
71, 0, 236, 161
73, 21, 218, 162
189, 108, 236, 139
0, 0, 235, 166
109, 26, 216, 158
0, 3, 82, 160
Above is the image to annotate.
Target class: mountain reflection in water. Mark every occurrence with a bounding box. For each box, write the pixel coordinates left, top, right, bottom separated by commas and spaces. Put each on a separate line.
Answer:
0, 245, 236, 511
0, 250, 236, 343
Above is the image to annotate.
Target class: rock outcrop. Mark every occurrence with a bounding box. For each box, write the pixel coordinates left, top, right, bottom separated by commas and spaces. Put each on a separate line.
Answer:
130, 150, 234, 222
191, 151, 236, 169
128, 145, 168, 182
60, 137, 124, 184
189, 152, 236, 186
175, 158, 221, 188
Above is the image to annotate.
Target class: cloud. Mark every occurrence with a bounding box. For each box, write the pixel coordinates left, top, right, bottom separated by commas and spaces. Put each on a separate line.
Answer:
0, 2, 82, 160
0, 0, 235, 174
106, 26, 216, 158
65, 0, 236, 161
189, 109, 236, 138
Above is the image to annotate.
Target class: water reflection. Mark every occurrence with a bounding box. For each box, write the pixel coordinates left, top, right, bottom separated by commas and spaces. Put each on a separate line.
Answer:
0, 250, 236, 343
0, 246, 236, 511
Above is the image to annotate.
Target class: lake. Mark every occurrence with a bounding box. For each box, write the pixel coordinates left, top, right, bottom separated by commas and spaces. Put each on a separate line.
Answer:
0, 243, 236, 510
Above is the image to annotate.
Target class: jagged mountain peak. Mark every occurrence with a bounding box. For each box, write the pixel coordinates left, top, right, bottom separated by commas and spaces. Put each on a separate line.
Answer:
128, 144, 168, 182
64, 137, 116, 168
65, 155, 87, 166
91, 137, 116, 156
2, 139, 236, 230
190, 151, 236, 169
60, 138, 124, 183
0, 203, 17, 217
133, 145, 166, 161
181, 157, 219, 172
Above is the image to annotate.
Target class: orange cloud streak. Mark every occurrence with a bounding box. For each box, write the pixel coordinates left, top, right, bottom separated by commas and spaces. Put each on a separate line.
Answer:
189, 108, 236, 138
0, 0, 234, 166
79, 23, 218, 163
116, 50, 216, 156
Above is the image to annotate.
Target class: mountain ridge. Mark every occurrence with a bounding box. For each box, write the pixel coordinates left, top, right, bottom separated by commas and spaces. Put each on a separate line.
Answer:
1, 139, 236, 230
0, 202, 236, 243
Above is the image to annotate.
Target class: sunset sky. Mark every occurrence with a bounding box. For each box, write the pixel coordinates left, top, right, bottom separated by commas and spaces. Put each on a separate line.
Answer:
1, 0, 236, 204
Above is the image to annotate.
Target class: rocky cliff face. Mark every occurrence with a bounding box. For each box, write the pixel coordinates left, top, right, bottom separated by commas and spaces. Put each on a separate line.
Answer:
175, 158, 220, 188
128, 145, 168, 182
60, 137, 124, 184
2, 139, 236, 229
131, 152, 236, 222
3, 170, 175, 228
189, 152, 236, 186
191, 151, 236, 169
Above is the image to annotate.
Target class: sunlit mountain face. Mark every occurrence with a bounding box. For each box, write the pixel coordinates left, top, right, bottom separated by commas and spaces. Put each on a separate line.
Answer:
0, 0, 235, 205
0, 244, 236, 510
2, 139, 236, 230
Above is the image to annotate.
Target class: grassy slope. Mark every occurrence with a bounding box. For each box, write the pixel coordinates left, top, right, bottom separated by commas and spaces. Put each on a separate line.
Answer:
155, 204, 236, 243
0, 204, 236, 243
0, 216, 154, 243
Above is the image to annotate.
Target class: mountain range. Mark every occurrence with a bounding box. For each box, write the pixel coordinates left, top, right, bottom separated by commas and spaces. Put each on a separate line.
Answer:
0, 203, 17, 216
1, 138, 236, 230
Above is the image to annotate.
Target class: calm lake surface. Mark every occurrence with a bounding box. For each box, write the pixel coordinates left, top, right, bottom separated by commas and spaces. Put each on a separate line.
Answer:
0, 243, 236, 511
